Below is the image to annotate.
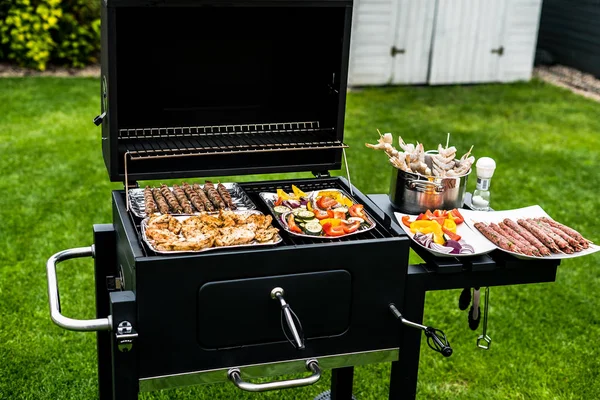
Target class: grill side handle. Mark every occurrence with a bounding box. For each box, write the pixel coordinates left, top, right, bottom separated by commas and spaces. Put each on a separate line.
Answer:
46, 246, 112, 332
389, 304, 452, 357
228, 359, 321, 392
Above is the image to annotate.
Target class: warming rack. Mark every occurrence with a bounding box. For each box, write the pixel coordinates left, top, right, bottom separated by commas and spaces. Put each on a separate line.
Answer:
119, 121, 348, 161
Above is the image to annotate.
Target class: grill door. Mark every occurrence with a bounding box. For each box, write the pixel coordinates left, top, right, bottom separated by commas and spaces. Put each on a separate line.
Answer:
196, 270, 352, 349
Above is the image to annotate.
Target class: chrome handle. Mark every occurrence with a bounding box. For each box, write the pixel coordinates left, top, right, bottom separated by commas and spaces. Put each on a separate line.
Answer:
46, 246, 112, 331
271, 287, 305, 350
228, 359, 321, 392
406, 179, 445, 193
389, 304, 452, 357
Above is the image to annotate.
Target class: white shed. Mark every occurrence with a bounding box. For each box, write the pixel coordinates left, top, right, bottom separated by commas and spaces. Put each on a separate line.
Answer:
348, 0, 543, 86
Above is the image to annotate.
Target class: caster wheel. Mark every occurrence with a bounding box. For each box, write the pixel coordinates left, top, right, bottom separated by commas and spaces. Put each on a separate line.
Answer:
314, 390, 357, 400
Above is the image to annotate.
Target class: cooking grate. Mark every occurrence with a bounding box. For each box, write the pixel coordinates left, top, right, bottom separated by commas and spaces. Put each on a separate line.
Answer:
119, 121, 347, 160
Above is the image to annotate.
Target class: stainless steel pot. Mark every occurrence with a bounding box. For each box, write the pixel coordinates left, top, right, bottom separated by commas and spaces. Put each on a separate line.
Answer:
388, 167, 471, 214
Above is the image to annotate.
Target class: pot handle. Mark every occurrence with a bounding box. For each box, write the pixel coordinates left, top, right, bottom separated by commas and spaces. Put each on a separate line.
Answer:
406, 179, 445, 193
47, 246, 112, 332
228, 359, 321, 392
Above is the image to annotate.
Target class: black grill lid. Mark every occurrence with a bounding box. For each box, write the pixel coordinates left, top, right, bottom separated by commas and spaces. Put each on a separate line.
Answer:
100, 1, 353, 183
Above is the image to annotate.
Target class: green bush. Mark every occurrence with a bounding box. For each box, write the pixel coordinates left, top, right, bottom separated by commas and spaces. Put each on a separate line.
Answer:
0, 0, 100, 70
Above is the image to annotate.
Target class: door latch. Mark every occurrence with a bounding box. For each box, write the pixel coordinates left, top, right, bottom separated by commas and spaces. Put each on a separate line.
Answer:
116, 321, 138, 352
390, 46, 405, 57
491, 46, 504, 56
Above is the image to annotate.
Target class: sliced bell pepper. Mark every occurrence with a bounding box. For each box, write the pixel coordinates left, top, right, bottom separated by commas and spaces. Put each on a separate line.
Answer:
341, 220, 361, 234
317, 196, 338, 210
274, 196, 283, 206
442, 226, 462, 241
314, 209, 330, 220
287, 213, 302, 233
319, 218, 342, 227
277, 189, 291, 201
348, 204, 366, 219
291, 185, 307, 199
443, 218, 457, 233
401, 215, 412, 228
416, 213, 427, 221
306, 201, 313, 212
433, 209, 448, 218
323, 222, 345, 237
448, 208, 464, 225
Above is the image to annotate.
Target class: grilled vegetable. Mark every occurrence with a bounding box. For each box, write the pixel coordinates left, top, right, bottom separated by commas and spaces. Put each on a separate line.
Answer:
296, 210, 315, 220
303, 221, 323, 236
287, 213, 302, 234
273, 205, 291, 215
348, 204, 366, 219
341, 220, 360, 234
322, 222, 345, 237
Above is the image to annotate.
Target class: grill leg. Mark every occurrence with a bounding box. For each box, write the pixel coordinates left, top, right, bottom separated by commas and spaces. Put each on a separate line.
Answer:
94, 224, 117, 400
110, 291, 139, 400
389, 279, 426, 400
331, 367, 355, 400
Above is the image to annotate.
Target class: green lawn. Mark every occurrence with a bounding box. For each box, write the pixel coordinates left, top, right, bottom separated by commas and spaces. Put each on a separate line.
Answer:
0, 78, 599, 400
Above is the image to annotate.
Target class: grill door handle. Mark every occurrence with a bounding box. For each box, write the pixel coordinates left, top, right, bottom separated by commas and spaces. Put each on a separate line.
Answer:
46, 246, 112, 332
228, 359, 321, 392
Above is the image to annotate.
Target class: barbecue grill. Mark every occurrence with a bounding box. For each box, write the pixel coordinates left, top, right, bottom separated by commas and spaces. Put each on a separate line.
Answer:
45, 0, 563, 398
45, 0, 456, 398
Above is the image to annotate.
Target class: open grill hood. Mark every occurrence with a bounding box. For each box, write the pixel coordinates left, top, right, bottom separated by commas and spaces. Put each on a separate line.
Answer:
100, 1, 353, 182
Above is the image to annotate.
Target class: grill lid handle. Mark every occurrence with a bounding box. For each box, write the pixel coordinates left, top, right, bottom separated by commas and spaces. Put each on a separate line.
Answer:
46, 246, 112, 332
389, 303, 452, 357
228, 359, 320, 392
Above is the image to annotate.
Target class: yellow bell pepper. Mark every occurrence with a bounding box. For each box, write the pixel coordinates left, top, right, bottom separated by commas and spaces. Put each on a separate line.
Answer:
410, 220, 445, 244
443, 218, 457, 233
292, 185, 307, 199
277, 189, 291, 201
319, 218, 342, 227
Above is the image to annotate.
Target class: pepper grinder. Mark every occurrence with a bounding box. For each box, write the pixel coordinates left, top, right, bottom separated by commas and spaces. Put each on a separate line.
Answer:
471, 157, 496, 211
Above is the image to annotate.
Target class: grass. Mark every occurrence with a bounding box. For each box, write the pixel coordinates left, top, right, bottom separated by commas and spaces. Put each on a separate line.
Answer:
0, 78, 599, 400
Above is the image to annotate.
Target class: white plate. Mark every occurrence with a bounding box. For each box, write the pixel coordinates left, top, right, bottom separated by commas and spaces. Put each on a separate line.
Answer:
460, 205, 600, 260
395, 211, 496, 258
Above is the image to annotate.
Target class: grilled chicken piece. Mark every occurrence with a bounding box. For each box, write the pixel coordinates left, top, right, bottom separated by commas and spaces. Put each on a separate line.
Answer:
215, 227, 255, 247
145, 228, 178, 244
255, 227, 280, 242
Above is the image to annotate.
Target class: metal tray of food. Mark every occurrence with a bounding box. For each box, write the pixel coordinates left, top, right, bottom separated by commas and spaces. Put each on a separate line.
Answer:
259, 187, 377, 239
129, 182, 256, 218
141, 210, 282, 254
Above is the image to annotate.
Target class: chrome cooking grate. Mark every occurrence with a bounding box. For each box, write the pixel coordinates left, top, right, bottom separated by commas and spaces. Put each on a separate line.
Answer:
119, 121, 348, 160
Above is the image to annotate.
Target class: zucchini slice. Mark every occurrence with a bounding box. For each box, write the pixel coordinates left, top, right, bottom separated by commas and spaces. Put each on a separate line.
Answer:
304, 221, 323, 236
273, 205, 291, 215
296, 210, 315, 220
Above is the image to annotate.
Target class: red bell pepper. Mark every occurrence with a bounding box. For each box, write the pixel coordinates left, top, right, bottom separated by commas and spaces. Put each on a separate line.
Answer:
341, 220, 361, 234
317, 196, 338, 210
274, 196, 283, 206
401, 215, 412, 228
442, 226, 462, 241
348, 204, 366, 219
287, 213, 302, 233
323, 222, 345, 237
448, 208, 465, 225
314, 209, 330, 220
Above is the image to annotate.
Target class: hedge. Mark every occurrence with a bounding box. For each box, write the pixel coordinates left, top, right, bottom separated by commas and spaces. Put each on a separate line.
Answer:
0, 0, 100, 70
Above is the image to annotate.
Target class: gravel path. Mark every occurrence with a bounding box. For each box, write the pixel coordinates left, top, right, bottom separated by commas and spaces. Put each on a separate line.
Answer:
0, 62, 100, 77
534, 65, 600, 102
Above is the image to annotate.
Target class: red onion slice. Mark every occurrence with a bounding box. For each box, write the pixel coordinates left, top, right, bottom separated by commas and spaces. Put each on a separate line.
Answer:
430, 243, 455, 254
459, 244, 475, 254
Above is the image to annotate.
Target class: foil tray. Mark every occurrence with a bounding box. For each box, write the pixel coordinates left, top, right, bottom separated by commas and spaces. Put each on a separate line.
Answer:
129, 182, 256, 218
141, 211, 282, 254
259, 188, 377, 239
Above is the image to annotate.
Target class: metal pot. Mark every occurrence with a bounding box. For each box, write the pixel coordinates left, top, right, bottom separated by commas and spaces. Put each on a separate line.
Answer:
388, 167, 471, 214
